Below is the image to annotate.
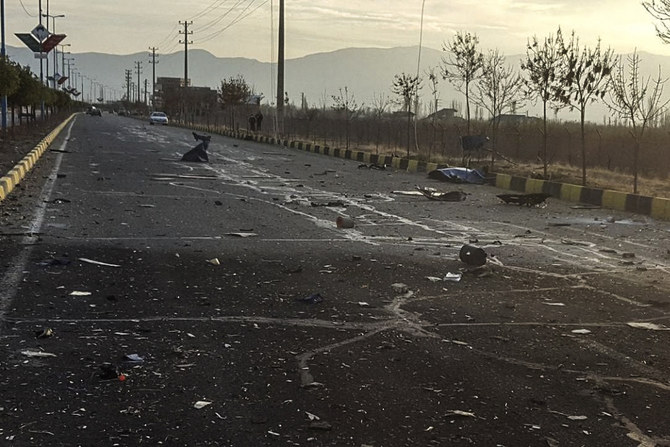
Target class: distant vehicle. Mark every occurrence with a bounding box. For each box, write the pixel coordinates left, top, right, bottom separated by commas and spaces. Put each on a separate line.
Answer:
149, 111, 169, 125
87, 106, 102, 116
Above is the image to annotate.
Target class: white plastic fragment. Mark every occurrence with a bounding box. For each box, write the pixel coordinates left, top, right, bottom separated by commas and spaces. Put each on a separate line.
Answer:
194, 401, 212, 409
207, 258, 221, 265
571, 329, 592, 334
627, 322, 670, 331
21, 350, 57, 358
444, 272, 462, 282
445, 410, 476, 418
225, 232, 257, 238
78, 257, 121, 268
543, 302, 565, 307
70, 291, 92, 296
306, 412, 320, 421
426, 276, 443, 282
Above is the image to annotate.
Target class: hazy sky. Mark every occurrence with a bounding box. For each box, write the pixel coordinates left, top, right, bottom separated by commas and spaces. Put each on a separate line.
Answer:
5, 0, 670, 60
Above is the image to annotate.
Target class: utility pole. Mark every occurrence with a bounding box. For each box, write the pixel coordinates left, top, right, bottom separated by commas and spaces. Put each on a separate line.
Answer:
277, 0, 284, 134
135, 61, 142, 104
179, 21, 192, 88
144, 79, 148, 105
1, 0, 8, 130
125, 69, 132, 103
179, 20, 193, 123
148, 47, 159, 109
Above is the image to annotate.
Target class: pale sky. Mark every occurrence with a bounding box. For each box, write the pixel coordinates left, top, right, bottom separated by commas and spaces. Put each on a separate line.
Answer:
5, 0, 670, 60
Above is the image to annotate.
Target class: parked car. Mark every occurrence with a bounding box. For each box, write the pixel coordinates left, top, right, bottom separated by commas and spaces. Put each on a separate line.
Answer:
87, 106, 102, 116
149, 111, 169, 125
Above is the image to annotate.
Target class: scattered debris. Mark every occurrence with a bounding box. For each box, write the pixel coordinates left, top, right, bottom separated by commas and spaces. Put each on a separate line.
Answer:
497, 193, 550, 206
428, 167, 487, 184
207, 258, 221, 266
98, 364, 122, 380
21, 350, 57, 358
459, 244, 487, 266
426, 276, 443, 282
543, 302, 565, 307
181, 132, 211, 162
444, 410, 477, 418
571, 329, 592, 335
225, 232, 257, 238
78, 257, 121, 268
336, 216, 355, 228
358, 302, 370, 307
305, 412, 321, 421
39, 257, 71, 267
622, 252, 636, 259
194, 401, 212, 409
391, 283, 409, 294
444, 272, 462, 282
35, 328, 54, 339
297, 293, 323, 304
561, 239, 592, 247
571, 205, 601, 210
416, 185, 467, 202
311, 200, 347, 207
70, 291, 92, 296
627, 322, 669, 331
124, 354, 145, 363
358, 163, 387, 170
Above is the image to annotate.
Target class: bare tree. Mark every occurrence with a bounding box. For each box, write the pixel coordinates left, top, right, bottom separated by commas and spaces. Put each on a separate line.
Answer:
607, 51, 669, 193
643, 0, 670, 43
331, 86, 362, 150
392, 73, 421, 158
441, 31, 484, 134
521, 29, 565, 178
556, 31, 615, 186
473, 50, 525, 169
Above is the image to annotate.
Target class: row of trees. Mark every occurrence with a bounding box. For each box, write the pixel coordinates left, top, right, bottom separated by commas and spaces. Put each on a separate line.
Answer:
0, 56, 73, 128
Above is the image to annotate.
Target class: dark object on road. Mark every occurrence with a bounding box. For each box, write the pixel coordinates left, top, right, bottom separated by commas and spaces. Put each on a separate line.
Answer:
87, 106, 102, 116
99, 363, 121, 380
181, 132, 211, 162
35, 327, 54, 339
358, 163, 386, 170
459, 244, 487, 266
497, 193, 550, 206
416, 186, 467, 202
297, 293, 324, 304
428, 167, 487, 184
336, 216, 355, 228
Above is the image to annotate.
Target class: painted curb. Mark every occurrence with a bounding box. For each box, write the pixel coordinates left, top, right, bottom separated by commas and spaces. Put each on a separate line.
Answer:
0, 114, 75, 203
186, 123, 670, 221
493, 173, 670, 221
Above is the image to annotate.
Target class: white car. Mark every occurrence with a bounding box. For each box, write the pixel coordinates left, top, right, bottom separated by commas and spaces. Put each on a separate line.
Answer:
149, 111, 169, 125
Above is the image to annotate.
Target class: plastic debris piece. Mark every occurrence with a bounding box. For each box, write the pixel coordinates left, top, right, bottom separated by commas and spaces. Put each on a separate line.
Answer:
543, 302, 565, 307
426, 276, 443, 282
444, 272, 462, 282
627, 322, 669, 331
445, 410, 476, 418
98, 364, 120, 380
70, 291, 92, 296
21, 350, 57, 358
306, 412, 321, 421
428, 167, 487, 184
225, 232, 258, 238
571, 329, 592, 335
78, 257, 121, 268
297, 293, 323, 304
459, 244, 487, 266
207, 258, 221, 265
497, 192, 550, 206
568, 415, 588, 421
124, 354, 145, 363
416, 185, 467, 202
358, 302, 370, 307
194, 401, 212, 409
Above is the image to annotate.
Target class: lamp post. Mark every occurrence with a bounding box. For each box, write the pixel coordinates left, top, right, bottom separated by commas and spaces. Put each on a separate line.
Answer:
59, 44, 70, 86
1, 0, 8, 130
42, 13, 64, 88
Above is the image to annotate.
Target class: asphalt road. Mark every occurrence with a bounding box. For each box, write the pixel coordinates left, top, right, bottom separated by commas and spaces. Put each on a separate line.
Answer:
1, 114, 669, 446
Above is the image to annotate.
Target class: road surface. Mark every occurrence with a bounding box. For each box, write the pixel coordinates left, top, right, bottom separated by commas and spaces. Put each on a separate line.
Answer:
1, 114, 669, 446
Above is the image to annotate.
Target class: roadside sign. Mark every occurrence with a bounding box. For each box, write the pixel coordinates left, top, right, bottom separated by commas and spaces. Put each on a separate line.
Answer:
41, 34, 66, 53
31, 24, 49, 42
34, 53, 48, 59
15, 33, 42, 52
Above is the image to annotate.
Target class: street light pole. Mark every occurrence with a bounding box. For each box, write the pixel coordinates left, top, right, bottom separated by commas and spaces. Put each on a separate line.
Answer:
1, 0, 8, 130
276, 0, 284, 134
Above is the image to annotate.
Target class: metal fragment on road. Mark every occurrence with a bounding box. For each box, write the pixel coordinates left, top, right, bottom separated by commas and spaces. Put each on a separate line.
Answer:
444, 272, 462, 282
78, 257, 121, 268
21, 350, 57, 358
194, 401, 212, 409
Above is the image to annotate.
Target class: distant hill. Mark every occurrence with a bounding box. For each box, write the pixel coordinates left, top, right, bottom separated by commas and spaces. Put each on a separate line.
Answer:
6, 44, 669, 123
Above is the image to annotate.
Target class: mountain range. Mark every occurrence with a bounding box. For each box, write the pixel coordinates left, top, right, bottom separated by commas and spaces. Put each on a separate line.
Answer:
6, 44, 670, 123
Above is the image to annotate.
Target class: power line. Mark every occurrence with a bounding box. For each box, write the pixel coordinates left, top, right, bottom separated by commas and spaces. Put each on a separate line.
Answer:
198, 0, 246, 34
199, 0, 269, 44
18, 0, 36, 17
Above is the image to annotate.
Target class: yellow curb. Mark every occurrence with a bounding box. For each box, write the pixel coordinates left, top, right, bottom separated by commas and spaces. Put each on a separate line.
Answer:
602, 189, 628, 212
0, 114, 75, 203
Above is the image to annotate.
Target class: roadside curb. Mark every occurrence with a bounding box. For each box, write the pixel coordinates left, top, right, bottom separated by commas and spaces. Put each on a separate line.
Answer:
188, 124, 670, 221
0, 114, 76, 203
